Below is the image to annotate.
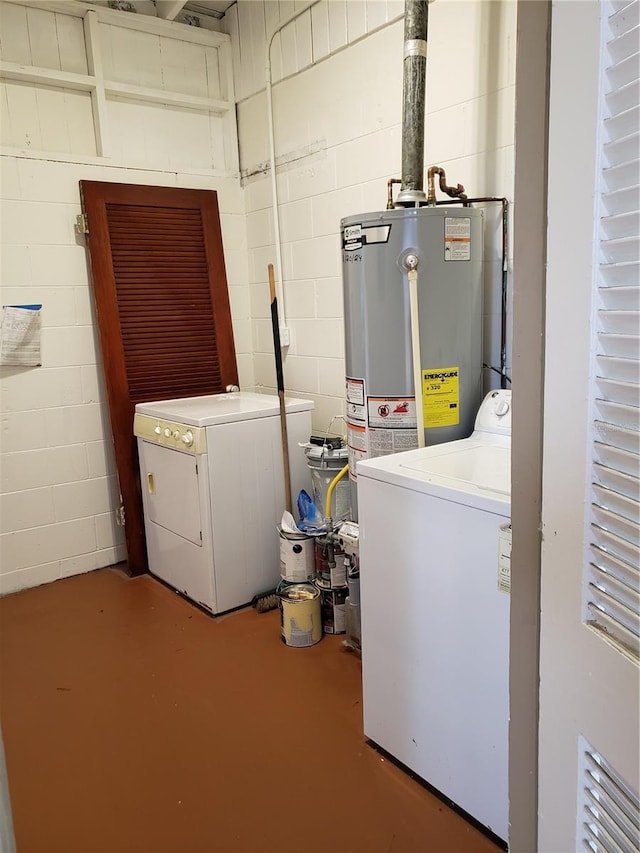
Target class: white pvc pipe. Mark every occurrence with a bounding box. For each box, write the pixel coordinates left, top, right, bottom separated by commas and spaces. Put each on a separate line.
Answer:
265, 1, 321, 338
408, 267, 426, 447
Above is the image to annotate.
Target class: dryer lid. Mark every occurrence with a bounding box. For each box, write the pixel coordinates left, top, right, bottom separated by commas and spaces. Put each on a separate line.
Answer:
135, 392, 313, 426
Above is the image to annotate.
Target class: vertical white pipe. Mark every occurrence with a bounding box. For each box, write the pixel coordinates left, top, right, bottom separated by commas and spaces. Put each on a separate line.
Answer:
264, 72, 285, 333
408, 267, 426, 447
265, 1, 321, 342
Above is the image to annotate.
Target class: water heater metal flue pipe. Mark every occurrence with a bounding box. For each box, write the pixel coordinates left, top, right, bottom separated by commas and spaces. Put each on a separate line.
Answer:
397, 0, 429, 207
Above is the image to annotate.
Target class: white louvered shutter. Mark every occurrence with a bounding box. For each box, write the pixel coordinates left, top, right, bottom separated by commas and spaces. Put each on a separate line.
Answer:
587, 0, 640, 661
581, 741, 640, 852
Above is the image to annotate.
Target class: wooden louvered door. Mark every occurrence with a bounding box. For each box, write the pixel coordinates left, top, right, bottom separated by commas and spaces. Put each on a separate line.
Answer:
80, 182, 238, 576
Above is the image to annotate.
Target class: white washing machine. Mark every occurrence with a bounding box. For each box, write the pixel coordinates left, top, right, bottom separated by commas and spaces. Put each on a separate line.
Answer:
134, 392, 313, 615
356, 390, 512, 842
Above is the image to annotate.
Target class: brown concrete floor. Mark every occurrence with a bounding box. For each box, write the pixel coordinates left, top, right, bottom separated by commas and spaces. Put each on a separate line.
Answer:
0, 568, 501, 853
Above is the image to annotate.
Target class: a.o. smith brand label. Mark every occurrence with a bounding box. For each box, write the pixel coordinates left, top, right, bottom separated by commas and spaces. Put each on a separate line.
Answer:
342, 223, 391, 251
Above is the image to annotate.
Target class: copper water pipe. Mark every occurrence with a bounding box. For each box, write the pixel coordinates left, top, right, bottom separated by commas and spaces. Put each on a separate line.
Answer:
387, 178, 402, 209
427, 166, 467, 205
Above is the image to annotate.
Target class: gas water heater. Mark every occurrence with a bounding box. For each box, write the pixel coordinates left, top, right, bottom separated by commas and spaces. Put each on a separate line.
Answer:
342, 205, 484, 517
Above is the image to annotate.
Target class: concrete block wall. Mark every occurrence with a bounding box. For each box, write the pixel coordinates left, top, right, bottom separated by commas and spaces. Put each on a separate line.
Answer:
0, 2, 250, 594
230, 0, 516, 435
0, 158, 249, 596
1, 0, 516, 593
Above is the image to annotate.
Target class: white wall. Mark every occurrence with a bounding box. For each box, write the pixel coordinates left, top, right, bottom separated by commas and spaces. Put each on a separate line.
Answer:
0, 1, 251, 594
228, 0, 516, 434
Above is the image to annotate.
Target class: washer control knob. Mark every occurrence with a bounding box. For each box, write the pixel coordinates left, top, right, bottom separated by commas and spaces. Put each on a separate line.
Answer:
182, 431, 194, 447
163, 428, 172, 438
495, 399, 510, 417
154, 425, 162, 435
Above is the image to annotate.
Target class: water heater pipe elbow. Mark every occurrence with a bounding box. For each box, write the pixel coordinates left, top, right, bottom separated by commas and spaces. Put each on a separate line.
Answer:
427, 166, 467, 205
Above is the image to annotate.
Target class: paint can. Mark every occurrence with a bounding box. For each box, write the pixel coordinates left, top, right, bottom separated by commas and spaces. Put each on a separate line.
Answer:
278, 583, 322, 647
278, 526, 315, 583
306, 443, 350, 521
315, 535, 346, 588
316, 578, 348, 635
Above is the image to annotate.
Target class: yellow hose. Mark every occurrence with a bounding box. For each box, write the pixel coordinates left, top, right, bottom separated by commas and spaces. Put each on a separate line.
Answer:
325, 464, 349, 519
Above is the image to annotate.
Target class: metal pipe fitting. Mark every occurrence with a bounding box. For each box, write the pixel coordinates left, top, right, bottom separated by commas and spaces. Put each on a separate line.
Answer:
387, 178, 402, 209
427, 166, 467, 205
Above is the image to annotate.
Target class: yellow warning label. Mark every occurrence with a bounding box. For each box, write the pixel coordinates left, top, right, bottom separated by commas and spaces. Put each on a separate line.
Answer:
422, 367, 460, 428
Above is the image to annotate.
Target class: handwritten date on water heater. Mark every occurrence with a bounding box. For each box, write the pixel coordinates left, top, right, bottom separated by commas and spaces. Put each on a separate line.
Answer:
343, 253, 363, 263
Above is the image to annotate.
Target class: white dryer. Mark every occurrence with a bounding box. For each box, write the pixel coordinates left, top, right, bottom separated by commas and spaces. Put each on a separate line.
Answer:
134, 392, 313, 615
356, 390, 511, 842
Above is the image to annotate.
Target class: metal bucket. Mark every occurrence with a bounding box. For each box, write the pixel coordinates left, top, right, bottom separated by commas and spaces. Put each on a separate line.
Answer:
279, 526, 315, 583
316, 579, 348, 635
279, 583, 322, 647
306, 443, 350, 521
315, 535, 346, 588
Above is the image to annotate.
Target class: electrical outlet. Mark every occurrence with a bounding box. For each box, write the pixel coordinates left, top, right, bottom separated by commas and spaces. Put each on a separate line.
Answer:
280, 326, 290, 347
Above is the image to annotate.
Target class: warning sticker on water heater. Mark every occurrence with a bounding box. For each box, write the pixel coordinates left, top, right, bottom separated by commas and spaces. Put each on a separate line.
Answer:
367, 397, 417, 429
369, 428, 419, 457
347, 423, 368, 481
444, 217, 471, 261
346, 377, 366, 423
422, 367, 460, 427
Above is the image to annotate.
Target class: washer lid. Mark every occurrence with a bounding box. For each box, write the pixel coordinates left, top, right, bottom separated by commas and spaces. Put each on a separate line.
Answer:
357, 437, 511, 513
135, 392, 313, 427
400, 444, 510, 493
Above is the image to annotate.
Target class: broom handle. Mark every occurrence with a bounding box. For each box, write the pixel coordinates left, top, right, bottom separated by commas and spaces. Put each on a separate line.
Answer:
268, 264, 292, 514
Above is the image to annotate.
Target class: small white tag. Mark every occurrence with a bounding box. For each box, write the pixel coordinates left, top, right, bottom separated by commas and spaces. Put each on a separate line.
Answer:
498, 522, 512, 594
